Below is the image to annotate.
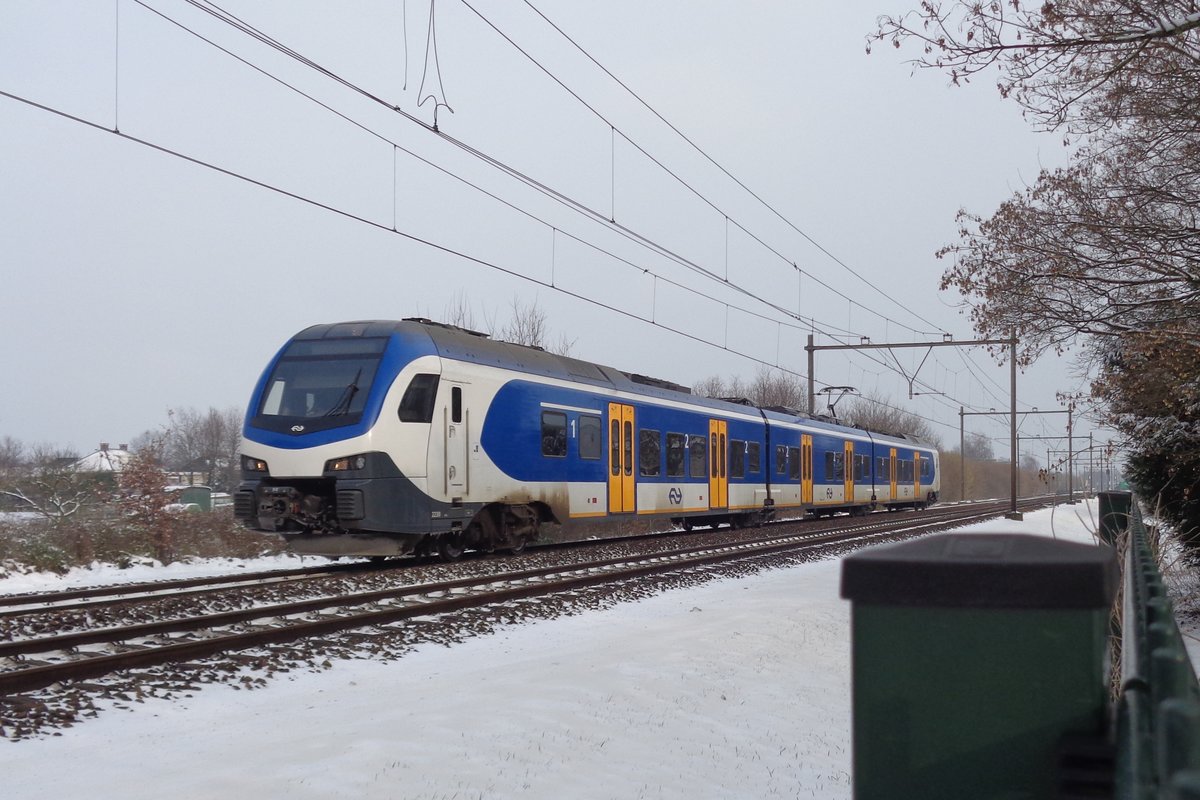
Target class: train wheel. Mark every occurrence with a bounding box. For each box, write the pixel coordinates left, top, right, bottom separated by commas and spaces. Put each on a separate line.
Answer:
438, 536, 465, 562
681, 519, 693, 532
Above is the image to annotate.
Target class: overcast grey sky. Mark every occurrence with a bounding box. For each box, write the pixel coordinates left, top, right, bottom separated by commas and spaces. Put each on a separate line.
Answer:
0, 1, 1096, 458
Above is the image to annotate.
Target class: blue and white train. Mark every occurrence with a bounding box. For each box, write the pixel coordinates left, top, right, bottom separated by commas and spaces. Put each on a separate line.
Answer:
235, 319, 940, 558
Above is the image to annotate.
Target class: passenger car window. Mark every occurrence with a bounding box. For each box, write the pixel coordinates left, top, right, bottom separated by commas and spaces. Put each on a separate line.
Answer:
788, 447, 801, 480
624, 421, 633, 476
579, 415, 601, 460
610, 420, 620, 476
855, 455, 870, 481
825, 451, 845, 481
541, 411, 567, 457
639, 429, 661, 477
776, 445, 787, 475
729, 439, 745, 479
666, 433, 685, 477
690, 436, 707, 479
747, 442, 760, 475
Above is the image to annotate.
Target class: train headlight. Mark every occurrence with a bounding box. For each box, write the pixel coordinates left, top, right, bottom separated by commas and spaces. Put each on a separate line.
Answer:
326, 454, 368, 472
242, 456, 269, 473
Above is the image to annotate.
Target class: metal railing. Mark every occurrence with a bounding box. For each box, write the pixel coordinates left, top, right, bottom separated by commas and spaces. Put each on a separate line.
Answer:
1107, 491, 1200, 798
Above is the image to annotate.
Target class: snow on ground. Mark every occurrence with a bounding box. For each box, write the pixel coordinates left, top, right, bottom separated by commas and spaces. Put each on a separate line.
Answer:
0, 553, 322, 595
1, 503, 1118, 799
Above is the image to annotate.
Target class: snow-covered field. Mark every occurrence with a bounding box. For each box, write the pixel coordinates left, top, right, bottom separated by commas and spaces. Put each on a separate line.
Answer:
0, 502, 1145, 799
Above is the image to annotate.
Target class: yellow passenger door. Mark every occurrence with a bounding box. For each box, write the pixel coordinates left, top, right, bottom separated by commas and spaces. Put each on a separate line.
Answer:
801, 435, 813, 505
844, 441, 854, 504
708, 419, 727, 509
608, 403, 635, 513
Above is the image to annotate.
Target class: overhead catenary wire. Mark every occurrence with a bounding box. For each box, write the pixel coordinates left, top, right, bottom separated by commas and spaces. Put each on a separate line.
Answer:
141, 0, 967, 375
516, 0, 951, 338
459, 0, 944, 337
1, 82, 991, 436
175, 0, 876, 344
141, 0, 830, 336
195, 0, 946, 340
180, 1, 1018, 418
0, 89, 817, 383
5, 3, 1052, 433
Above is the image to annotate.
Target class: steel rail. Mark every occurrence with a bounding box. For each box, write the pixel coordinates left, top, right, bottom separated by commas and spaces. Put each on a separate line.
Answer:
0, 499, 1051, 696
0, 500, 989, 618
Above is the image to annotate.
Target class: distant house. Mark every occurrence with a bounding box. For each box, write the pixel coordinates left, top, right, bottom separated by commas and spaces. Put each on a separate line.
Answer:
72, 443, 134, 473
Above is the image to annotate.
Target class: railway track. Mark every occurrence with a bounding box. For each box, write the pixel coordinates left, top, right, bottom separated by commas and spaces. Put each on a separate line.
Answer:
0, 497, 1052, 698
0, 497, 1033, 617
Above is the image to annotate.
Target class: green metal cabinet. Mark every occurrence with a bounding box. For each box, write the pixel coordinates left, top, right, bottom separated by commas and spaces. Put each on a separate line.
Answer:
842, 533, 1117, 799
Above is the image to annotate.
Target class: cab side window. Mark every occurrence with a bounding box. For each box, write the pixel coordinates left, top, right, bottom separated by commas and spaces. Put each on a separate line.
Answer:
397, 374, 440, 422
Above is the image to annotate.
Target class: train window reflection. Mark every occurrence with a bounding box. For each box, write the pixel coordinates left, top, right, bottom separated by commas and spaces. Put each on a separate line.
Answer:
397, 374, 440, 423
541, 411, 567, 457
579, 415, 601, 460
639, 429, 661, 477
690, 436, 707, 479
729, 440, 745, 479
666, 433, 686, 477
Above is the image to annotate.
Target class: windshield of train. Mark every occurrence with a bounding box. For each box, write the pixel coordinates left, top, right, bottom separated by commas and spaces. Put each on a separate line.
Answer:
253, 338, 387, 433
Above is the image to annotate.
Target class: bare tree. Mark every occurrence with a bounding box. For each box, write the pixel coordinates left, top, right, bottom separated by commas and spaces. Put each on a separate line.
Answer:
938, 153, 1200, 363
748, 366, 807, 410
963, 432, 995, 461
874, 0, 1200, 542
693, 374, 748, 401
442, 289, 496, 334
870, 1, 1200, 133
442, 293, 575, 356
0, 436, 24, 481
693, 367, 806, 409
0, 443, 99, 532
163, 407, 244, 491
842, 392, 941, 444
498, 296, 576, 356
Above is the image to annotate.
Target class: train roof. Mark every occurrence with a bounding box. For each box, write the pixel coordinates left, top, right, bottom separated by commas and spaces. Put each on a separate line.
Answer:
292, 319, 936, 451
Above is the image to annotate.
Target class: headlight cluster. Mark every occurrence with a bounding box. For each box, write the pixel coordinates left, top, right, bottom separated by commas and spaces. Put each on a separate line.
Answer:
242, 455, 269, 473
325, 454, 369, 472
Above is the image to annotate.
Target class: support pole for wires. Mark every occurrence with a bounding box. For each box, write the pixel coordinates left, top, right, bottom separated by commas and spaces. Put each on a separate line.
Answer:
114, 0, 121, 133
806, 334, 1020, 515
609, 125, 615, 223
1010, 335, 1018, 518
960, 406, 965, 502
961, 408, 1073, 508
